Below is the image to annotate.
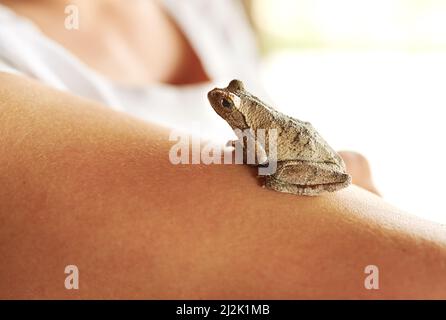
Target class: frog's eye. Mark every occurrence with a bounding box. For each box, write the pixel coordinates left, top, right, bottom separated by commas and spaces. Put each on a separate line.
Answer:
221, 98, 233, 108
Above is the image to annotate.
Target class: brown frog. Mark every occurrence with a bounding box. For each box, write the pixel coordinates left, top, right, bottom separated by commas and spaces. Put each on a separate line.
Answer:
207, 79, 351, 196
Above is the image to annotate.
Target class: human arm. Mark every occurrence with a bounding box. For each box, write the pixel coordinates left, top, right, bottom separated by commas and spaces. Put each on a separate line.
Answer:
1, 72, 445, 299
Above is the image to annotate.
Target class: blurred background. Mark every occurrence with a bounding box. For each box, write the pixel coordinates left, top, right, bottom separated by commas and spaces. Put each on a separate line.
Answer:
245, 0, 446, 223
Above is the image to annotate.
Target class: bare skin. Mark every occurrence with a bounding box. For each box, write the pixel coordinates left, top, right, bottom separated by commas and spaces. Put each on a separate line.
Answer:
0, 0, 445, 299
0, 0, 208, 86
0, 73, 446, 299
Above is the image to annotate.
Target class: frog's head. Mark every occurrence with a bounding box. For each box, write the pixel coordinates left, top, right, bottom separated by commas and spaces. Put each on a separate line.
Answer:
207, 79, 249, 129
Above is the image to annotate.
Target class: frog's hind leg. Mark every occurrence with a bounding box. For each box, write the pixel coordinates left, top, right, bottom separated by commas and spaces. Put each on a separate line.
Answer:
265, 160, 351, 196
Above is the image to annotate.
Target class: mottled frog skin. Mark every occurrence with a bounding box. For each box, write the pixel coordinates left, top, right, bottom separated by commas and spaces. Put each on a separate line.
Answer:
207, 79, 351, 196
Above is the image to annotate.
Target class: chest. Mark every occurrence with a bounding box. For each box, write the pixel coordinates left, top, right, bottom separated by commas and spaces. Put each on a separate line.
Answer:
3, 1, 209, 86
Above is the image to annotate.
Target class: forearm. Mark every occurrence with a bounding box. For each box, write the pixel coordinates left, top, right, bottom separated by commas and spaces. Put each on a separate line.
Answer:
1, 73, 446, 299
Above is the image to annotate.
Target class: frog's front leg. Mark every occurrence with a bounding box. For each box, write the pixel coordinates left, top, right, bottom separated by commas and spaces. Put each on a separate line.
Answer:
226, 139, 268, 165
265, 160, 351, 196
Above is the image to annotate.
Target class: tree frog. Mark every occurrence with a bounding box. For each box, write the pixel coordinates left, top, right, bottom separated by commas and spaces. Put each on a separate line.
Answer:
207, 79, 351, 196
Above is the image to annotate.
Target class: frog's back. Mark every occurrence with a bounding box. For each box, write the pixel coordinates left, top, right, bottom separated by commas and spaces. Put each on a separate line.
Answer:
238, 90, 343, 167
242, 91, 287, 131
278, 116, 342, 163
254, 104, 342, 166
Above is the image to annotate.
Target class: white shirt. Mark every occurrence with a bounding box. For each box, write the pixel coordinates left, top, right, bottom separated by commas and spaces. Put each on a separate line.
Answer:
0, 0, 263, 140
